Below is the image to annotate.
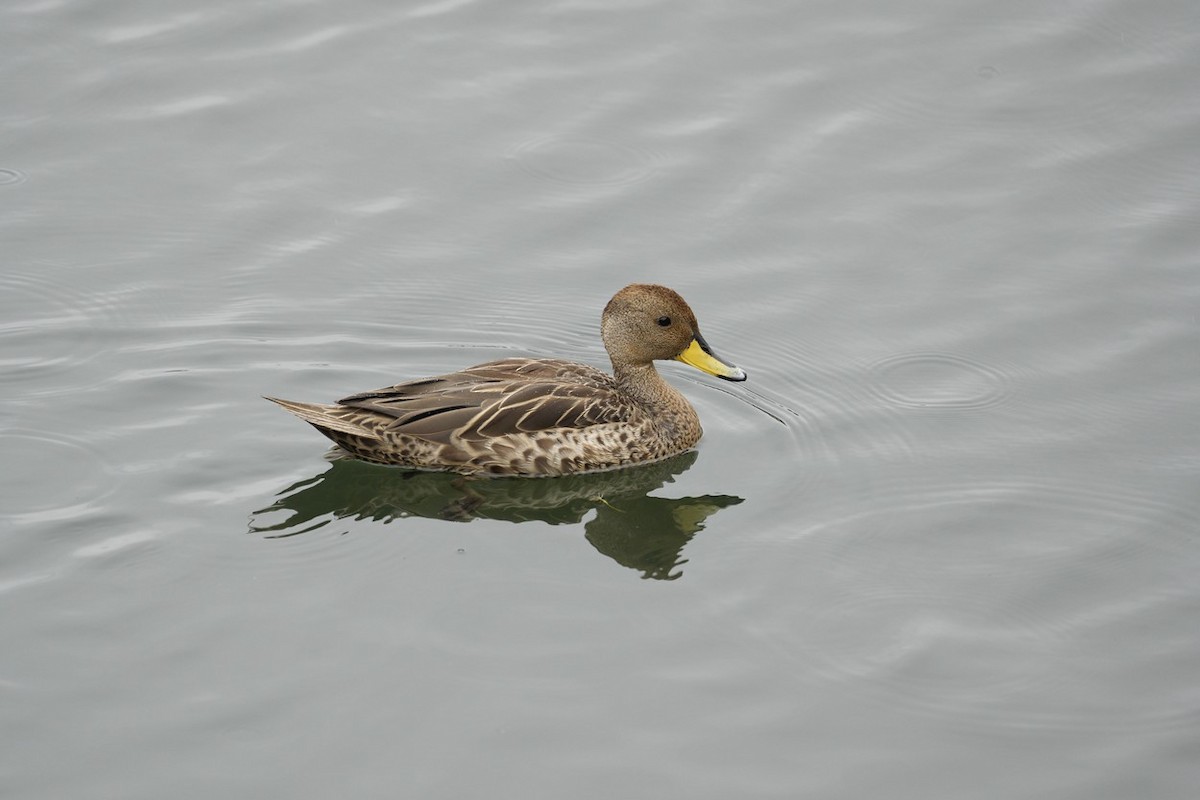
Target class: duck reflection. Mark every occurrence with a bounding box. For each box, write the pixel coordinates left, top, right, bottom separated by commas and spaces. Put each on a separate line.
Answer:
250, 451, 743, 580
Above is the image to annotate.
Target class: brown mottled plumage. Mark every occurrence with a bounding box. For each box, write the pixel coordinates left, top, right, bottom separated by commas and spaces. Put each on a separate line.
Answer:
266, 284, 747, 477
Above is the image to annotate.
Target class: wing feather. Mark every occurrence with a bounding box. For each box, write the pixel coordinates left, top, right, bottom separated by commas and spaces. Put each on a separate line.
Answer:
333, 358, 637, 444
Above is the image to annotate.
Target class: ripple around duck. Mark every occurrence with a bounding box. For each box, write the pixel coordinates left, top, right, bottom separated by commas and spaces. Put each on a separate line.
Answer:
238, 508, 401, 580
510, 136, 662, 186
866, 352, 1015, 411
671, 372, 821, 499
0, 431, 118, 523
239, 466, 464, 580
674, 354, 924, 517
748, 352, 923, 455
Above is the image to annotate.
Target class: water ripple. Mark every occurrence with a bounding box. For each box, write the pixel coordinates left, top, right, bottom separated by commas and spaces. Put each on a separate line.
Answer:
867, 352, 1015, 411
789, 579, 1199, 733
511, 136, 661, 186
716, 336, 923, 505
801, 585, 1059, 714
0, 271, 111, 382
0, 167, 27, 186
834, 6, 1174, 137
1065, 0, 1200, 56
812, 476, 1196, 575
745, 473, 1198, 732
0, 431, 117, 523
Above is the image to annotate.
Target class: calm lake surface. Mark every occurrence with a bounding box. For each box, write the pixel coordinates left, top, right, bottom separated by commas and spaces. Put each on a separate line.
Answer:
3, 0, 1198, 797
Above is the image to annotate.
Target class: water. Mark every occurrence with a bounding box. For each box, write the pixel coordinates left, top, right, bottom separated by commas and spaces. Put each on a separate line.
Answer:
3, 0, 1199, 797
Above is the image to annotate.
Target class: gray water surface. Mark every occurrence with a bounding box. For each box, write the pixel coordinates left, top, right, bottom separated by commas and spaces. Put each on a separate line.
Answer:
2, 0, 1198, 798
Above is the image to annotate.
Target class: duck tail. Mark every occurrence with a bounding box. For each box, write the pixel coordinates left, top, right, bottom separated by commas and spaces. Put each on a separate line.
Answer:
263, 396, 376, 438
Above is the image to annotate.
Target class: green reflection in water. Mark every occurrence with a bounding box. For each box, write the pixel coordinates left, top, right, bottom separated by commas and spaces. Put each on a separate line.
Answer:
250, 451, 743, 580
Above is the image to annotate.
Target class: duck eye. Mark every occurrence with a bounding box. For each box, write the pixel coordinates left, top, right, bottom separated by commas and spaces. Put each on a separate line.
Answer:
657, 316, 671, 327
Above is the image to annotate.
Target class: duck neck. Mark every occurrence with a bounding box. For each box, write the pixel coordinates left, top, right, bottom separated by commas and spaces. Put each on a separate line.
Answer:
612, 361, 701, 439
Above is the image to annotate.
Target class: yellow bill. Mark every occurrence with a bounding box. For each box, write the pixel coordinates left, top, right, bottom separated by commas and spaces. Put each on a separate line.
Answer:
675, 333, 747, 382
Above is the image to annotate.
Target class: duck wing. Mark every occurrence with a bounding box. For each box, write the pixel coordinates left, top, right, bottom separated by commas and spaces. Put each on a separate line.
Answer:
336, 358, 636, 445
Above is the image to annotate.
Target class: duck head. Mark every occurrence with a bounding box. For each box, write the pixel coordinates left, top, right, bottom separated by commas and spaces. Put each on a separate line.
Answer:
601, 283, 747, 382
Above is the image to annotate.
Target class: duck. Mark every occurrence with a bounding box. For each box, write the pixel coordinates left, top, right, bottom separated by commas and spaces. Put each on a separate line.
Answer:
265, 283, 746, 477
